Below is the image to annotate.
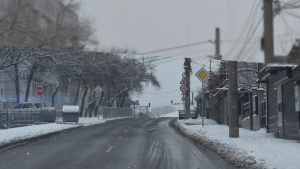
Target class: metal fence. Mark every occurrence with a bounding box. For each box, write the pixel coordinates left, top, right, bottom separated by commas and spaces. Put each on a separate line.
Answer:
0, 109, 57, 129
103, 107, 133, 120
242, 102, 250, 120
0, 110, 40, 129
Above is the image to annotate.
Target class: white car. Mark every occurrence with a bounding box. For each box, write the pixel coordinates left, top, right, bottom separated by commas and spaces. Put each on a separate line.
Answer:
11, 102, 47, 111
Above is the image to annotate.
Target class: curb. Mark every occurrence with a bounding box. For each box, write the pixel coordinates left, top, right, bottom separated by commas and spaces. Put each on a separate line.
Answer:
0, 125, 84, 152
169, 119, 267, 169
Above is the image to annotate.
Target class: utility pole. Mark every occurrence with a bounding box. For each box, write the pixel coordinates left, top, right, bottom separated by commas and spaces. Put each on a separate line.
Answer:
192, 92, 194, 105
210, 60, 212, 73
184, 58, 191, 119
263, 0, 274, 63
228, 61, 239, 137
215, 28, 221, 60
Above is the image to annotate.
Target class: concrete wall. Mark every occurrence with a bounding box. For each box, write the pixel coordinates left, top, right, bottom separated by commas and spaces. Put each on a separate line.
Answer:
241, 118, 251, 130
242, 115, 261, 131
253, 115, 260, 131
223, 98, 228, 125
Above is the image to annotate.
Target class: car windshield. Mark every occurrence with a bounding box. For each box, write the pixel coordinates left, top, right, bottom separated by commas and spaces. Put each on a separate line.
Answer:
13, 104, 23, 109
34, 103, 47, 108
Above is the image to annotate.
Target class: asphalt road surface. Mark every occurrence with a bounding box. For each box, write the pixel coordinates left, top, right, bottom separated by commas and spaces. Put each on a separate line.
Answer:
0, 118, 236, 169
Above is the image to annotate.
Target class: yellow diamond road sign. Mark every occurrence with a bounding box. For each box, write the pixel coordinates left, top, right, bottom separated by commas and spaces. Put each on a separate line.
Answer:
195, 67, 209, 82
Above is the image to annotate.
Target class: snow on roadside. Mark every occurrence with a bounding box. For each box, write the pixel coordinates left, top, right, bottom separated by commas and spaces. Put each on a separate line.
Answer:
0, 123, 79, 145
0, 116, 132, 146
176, 117, 300, 169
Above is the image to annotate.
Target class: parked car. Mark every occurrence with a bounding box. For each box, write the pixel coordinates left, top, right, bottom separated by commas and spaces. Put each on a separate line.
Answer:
10, 102, 47, 112
178, 110, 198, 119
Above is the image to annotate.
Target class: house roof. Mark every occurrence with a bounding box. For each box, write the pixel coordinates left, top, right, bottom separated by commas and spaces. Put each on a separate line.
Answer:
259, 64, 295, 81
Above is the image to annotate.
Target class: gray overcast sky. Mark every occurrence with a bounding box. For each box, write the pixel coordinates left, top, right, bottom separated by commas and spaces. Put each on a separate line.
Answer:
76, 0, 300, 108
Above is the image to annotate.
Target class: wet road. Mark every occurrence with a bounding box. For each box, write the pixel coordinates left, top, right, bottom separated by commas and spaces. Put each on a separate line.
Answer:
0, 118, 235, 169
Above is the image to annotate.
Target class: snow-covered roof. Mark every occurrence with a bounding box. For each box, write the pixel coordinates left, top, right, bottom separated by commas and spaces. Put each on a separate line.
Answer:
217, 79, 229, 88
259, 64, 295, 74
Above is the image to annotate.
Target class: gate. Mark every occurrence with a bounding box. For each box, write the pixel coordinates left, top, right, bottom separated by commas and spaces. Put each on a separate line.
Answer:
282, 81, 299, 140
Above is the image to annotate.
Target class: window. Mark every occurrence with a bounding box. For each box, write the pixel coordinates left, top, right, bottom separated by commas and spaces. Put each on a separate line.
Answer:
34, 103, 47, 108
23, 103, 33, 108
13, 104, 23, 109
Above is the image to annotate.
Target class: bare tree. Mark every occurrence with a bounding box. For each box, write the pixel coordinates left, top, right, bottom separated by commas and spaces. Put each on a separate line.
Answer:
0, 0, 98, 50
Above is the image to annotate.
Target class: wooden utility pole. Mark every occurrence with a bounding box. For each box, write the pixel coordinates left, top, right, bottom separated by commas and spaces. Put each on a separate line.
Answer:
184, 58, 191, 119
215, 28, 221, 60
228, 61, 239, 137
263, 0, 274, 63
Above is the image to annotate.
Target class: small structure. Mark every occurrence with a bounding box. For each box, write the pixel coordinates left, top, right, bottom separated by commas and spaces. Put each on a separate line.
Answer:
62, 106, 79, 123
258, 64, 299, 140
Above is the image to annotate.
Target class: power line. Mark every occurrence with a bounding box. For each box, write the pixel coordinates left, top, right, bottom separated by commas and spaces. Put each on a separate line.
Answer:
139, 40, 214, 55
142, 90, 180, 94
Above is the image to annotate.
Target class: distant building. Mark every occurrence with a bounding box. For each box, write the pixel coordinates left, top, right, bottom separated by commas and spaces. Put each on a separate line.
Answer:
274, 39, 300, 64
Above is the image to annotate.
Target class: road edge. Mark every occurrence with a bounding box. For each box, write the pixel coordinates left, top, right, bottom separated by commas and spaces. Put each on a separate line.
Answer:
0, 125, 84, 152
169, 118, 267, 169
0, 117, 135, 152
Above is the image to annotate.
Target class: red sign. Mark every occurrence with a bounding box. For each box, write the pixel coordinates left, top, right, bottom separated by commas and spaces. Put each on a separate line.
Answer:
37, 86, 43, 95
180, 85, 188, 92
180, 77, 187, 84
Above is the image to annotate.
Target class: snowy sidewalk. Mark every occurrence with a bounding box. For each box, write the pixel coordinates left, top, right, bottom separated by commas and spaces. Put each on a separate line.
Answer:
171, 115, 300, 169
0, 116, 132, 147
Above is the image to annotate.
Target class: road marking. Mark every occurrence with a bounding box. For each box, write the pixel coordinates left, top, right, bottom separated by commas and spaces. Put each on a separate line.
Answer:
105, 146, 114, 152
118, 136, 122, 139
124, 130, 128, 132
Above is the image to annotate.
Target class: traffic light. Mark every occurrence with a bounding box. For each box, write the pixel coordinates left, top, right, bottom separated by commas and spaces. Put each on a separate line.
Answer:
171, 100, 173, 104
149, 103, 150, 107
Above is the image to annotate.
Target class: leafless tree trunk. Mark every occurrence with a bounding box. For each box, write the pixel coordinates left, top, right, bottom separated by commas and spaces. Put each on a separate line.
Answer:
74, 75, 81, 105
80, 79, 88, 117
14, 59, 20, 103
25, 63, 38, 102
120, 92, 127, 108
89, 91, 96, 117
95, 91, 104, 117
52, 83, 60, 107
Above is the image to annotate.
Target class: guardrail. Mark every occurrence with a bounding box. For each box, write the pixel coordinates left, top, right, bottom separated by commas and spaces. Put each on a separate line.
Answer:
103, 107, 133, 120
0, 109, 56, 129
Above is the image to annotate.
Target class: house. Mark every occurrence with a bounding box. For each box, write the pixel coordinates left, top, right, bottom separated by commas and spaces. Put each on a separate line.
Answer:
274, 39, 300, 64
258, 64, 299, 140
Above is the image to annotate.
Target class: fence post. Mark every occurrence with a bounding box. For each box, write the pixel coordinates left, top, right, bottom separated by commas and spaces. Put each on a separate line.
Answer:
7, 110, 9, 129
26, 110, 27, 126
41, 109, 43, 124
0, 110, 2, 129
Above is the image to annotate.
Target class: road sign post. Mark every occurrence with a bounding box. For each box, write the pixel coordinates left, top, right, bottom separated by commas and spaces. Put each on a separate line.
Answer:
180, 85, 188, 92
180, 77, 188, 84
95, 85, 103, 94
195, 68, 209, 127
37, 86, 43, 123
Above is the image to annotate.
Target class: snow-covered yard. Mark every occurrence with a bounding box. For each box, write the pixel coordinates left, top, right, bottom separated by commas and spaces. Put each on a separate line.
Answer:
0, 116, 131, 146
174, 117, 300, 169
